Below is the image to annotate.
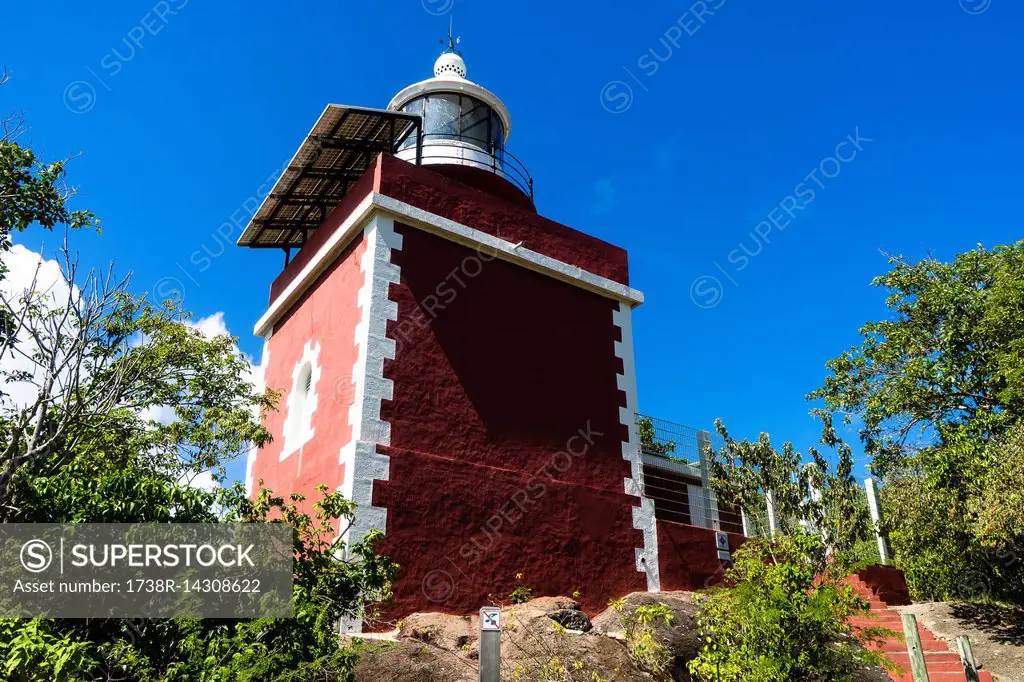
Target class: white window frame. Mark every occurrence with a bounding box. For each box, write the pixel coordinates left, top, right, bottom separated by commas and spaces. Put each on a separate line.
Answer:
281, 340, 321, 460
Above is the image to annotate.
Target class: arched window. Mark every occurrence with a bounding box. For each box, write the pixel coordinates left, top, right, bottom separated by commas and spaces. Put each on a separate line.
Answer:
281, 342, 320, 459
290, 362, 313, 443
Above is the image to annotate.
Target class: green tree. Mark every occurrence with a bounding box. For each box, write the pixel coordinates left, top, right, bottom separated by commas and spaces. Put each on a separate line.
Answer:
691, 419, 891, 680
707, 416, 872, 558
0, 249, 397, 680
0, 68, 97, 358
637, 416, 677, 458
973, 421, 1024, 547
810, 243, 1024, 600
809, 244, 1024, 480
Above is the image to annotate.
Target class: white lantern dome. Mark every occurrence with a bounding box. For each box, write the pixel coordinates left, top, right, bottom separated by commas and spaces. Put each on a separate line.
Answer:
433, 52, 467, 79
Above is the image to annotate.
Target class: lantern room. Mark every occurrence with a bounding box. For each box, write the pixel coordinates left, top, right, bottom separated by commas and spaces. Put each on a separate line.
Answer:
388, 47, 533, 202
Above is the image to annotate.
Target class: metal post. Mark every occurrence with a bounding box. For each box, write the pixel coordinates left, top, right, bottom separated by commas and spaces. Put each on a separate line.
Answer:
901, 614, 930, 682
766, 490, 777, 538
807, 483, 821, 531
864, 478, 892, 564
697, 430, 721, 531
957, 635, 980, 682
479, 606, 501, 682
687, 483, 708, 529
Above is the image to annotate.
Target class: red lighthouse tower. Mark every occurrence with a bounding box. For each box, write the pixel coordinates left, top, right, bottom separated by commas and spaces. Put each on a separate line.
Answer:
240, 44, 660, 627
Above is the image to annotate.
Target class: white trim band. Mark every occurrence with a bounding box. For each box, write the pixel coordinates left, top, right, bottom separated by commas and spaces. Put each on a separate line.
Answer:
613, 301, 660, 592
253, 193, 643, 338
339, 215, 402, 547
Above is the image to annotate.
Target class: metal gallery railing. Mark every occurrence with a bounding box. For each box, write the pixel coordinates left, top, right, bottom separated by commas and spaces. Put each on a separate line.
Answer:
395, 129, 534, 200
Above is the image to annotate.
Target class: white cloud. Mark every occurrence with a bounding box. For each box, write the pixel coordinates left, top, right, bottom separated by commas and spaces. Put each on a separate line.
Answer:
140, 404, 177, 424
187, 311, 229, 339
1, 244, 67, 299
179, 469, 220, 493
0, 243, 75, 410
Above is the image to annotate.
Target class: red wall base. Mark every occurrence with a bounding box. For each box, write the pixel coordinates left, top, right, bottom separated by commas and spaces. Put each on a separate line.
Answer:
657, 520, 744, 591
851, 564, 912, 606
372, 444, 648, 621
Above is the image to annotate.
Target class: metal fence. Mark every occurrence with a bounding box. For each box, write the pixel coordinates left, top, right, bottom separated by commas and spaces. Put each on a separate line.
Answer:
636, 413, 723, 465
635, 414, 891, 556
636, 413, 767, 537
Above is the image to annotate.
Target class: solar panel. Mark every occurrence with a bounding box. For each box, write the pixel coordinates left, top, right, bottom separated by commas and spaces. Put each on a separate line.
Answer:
236, 105, 420, 248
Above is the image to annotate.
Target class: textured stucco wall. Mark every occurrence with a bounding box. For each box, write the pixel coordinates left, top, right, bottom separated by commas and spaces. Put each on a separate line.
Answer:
250, 235, 366, 531
266, 154, 632, 304
656, 520, 744, 591
376, 154, 630, 286
372, 223, 647, 618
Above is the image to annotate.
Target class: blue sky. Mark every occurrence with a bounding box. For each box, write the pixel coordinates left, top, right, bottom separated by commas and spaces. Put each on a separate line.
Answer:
4, 0, 1022, 480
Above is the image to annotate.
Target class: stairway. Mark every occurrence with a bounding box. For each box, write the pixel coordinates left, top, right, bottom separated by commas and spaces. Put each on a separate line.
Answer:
846, 576, 992, 682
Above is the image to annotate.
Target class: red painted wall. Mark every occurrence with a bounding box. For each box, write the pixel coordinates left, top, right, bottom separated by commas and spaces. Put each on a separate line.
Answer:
372, 222, 646, 618
657, 520, 744, 591
250, 235, 366, 530
250, 154, 742, 623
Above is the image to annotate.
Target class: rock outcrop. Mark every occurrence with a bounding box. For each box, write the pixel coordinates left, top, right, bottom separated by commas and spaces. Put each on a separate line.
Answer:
350, 591, 892, 681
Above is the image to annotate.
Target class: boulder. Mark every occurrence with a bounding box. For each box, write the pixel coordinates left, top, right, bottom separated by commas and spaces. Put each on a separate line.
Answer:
399, 612, 475, 652
548, 607, 592, 632
352, 591, 895, 682
592, 590, 701, 659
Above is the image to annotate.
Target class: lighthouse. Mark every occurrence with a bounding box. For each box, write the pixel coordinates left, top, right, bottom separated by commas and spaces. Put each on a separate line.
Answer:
238, 41, 728, 629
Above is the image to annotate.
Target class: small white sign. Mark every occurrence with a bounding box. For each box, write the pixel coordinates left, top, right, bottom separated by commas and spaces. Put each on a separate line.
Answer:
480, 607, 501, 632
716, 531, 732, 562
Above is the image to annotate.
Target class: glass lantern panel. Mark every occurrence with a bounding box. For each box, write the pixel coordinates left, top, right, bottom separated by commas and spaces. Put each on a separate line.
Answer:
424, 94, 460, 140
459, 97, 492, 147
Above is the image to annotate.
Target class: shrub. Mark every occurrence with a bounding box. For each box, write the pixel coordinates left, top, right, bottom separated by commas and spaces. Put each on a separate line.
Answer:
610, 600, 675, 679
509, 573, 534, 605
688, 533, 892, 682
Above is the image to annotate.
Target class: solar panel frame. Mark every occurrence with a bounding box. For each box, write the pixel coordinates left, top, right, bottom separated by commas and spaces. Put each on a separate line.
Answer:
236, 105, 420, 248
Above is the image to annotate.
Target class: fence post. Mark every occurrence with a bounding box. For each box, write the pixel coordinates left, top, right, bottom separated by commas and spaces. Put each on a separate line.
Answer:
901, 614, 930, 682
811, 481, 827, 548
697, 430, 721, 531
765, 490, 777, 538
957, 635, 980, 682
864, 478, 892, 564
